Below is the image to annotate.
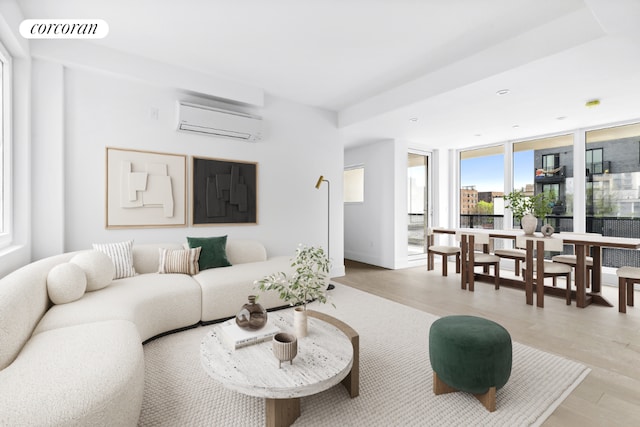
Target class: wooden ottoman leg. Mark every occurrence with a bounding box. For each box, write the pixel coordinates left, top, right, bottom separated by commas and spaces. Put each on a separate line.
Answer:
628, 280, 635, 307
474, 387, 497, 412
442, 254, 448, 276
433, 372, 457, 395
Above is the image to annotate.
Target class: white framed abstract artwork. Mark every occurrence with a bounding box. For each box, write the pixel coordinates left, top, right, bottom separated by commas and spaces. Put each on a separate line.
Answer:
106, 147, 187, 228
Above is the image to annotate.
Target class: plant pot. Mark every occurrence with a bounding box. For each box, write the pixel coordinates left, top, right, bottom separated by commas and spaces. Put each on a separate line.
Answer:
521, 213, 537, 235
272, 333, 297, 368
293, 307, 308, 338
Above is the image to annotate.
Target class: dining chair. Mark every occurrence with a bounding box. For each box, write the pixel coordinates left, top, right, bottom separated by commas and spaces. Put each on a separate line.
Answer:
551, 232, 601, 288
615, 267, 638, 313
427, 229, 461, 277
493, 238, 526, 277
456, 231, 500, 291
516, 236, 572, 306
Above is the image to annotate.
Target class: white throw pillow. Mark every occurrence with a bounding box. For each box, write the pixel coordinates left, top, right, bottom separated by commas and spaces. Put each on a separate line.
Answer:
70, 250, 115, 291
47, 263, 87, 304
92, 240, 136, 279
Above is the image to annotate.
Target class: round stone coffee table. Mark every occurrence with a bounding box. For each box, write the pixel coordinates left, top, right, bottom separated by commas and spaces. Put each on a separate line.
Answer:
201, 309, 353, 427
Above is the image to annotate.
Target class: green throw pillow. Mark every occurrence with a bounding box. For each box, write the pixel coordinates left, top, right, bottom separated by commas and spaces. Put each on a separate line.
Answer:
187, 236, 232, 270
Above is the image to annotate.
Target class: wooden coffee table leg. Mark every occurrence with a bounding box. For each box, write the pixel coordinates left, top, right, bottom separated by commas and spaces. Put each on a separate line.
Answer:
265, 397, 300, 427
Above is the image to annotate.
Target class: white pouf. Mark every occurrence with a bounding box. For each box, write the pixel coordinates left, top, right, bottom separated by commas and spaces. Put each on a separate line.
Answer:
47, 263, 87, 304
70, 250, 115, 291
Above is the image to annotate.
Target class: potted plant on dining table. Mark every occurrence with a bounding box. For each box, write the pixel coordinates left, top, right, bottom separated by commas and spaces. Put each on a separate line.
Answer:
504, 190, 553, 235
255, 245, 332, 338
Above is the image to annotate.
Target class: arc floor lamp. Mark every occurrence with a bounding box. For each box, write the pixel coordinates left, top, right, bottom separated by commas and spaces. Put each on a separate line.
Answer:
315, 175, 334, 290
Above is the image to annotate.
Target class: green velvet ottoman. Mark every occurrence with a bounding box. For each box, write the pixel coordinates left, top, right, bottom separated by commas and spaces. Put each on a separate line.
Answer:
428, 315, 512, 412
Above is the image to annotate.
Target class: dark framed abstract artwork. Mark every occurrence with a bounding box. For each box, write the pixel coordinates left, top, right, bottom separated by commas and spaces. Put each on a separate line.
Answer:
192, 156, 258, 225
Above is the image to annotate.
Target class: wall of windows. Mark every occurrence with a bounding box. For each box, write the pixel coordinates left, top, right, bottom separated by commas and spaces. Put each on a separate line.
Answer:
458, 121, 640, 268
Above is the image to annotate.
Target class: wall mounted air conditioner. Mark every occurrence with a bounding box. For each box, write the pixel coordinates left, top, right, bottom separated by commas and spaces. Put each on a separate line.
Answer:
176, 101, 263, 141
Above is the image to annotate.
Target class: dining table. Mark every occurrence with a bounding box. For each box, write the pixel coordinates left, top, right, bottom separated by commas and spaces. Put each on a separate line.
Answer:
431, 227, 640, 309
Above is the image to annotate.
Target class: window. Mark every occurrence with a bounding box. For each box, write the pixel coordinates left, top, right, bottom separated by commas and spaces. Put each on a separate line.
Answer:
0, 41, 11, 248
586, 148, 604, 175
459, 145, 504, 228
344, 166, 364, 203
585, 122, 640, 268
513, 134, 573, 230
541, 153, 559, 171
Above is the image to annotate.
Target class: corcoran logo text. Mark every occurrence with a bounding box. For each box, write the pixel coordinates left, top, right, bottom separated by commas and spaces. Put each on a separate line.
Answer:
20, 19, 109, 39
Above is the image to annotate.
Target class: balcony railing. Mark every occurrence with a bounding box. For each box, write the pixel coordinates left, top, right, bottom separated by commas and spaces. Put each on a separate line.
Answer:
535, 165, 566, 183
587, 160, 611, 176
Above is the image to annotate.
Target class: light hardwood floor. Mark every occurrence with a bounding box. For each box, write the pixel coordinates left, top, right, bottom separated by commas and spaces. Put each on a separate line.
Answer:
332, 259, 640, 427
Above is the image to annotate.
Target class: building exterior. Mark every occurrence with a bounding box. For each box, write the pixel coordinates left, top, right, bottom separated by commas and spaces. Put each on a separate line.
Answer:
460, 186, 478, 215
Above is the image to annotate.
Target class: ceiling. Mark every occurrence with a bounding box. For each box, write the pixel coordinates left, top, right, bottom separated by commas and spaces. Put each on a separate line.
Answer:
16, 0, 640, 149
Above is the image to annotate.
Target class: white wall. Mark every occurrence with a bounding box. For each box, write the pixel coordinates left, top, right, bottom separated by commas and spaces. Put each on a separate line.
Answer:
0, 0, 31, 277
344, 139, 407, 269
31, 59, 64, 260
30, 57, 345, 276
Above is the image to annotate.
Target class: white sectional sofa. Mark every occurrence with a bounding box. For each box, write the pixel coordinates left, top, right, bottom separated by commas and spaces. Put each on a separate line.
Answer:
0, 239, 293, 426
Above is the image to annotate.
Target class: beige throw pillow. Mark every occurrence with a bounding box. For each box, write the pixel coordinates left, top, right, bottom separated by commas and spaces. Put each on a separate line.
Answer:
158, 247, 202, 275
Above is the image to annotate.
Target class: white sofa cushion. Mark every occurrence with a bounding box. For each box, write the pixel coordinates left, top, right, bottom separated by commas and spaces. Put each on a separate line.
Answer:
193, 255, 293, 322
70, 250, 115, 291
132, 243, 185, 274
0, 320, 144, 427
46, 263, 87, 304
34, 273, 202, 342
0, 252, 76, 370
226, 239, 268, 264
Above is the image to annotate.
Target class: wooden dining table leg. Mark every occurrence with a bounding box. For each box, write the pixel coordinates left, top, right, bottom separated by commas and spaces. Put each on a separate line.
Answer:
468, 235, 475, 292
525, 240, 534, 305
460, 235, 468, 290
535, 240, 545, 308
575, 244, 587, 308
591, 246, 602, 294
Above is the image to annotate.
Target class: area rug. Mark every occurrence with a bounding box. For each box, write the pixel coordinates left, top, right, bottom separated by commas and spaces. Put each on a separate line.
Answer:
138, 284, 590, 426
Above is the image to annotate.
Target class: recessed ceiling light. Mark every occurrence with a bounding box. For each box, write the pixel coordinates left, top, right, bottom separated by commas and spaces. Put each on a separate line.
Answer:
512, 124, 520, 128
556, 116, 567, 121
409, 117, 418, 122
496, 89, 510, 96
475, 134, 482, 137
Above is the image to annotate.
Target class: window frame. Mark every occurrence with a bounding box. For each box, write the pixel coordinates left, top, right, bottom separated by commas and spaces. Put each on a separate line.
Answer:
0, 40, 12, 248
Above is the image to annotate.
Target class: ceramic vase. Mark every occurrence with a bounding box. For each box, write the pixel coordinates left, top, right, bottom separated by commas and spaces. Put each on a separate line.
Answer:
293, 307, 308, 338
235, 295, 268, 330
521, 213, 538, 235
272, 333, 298, 368
541, 223, 555, 237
